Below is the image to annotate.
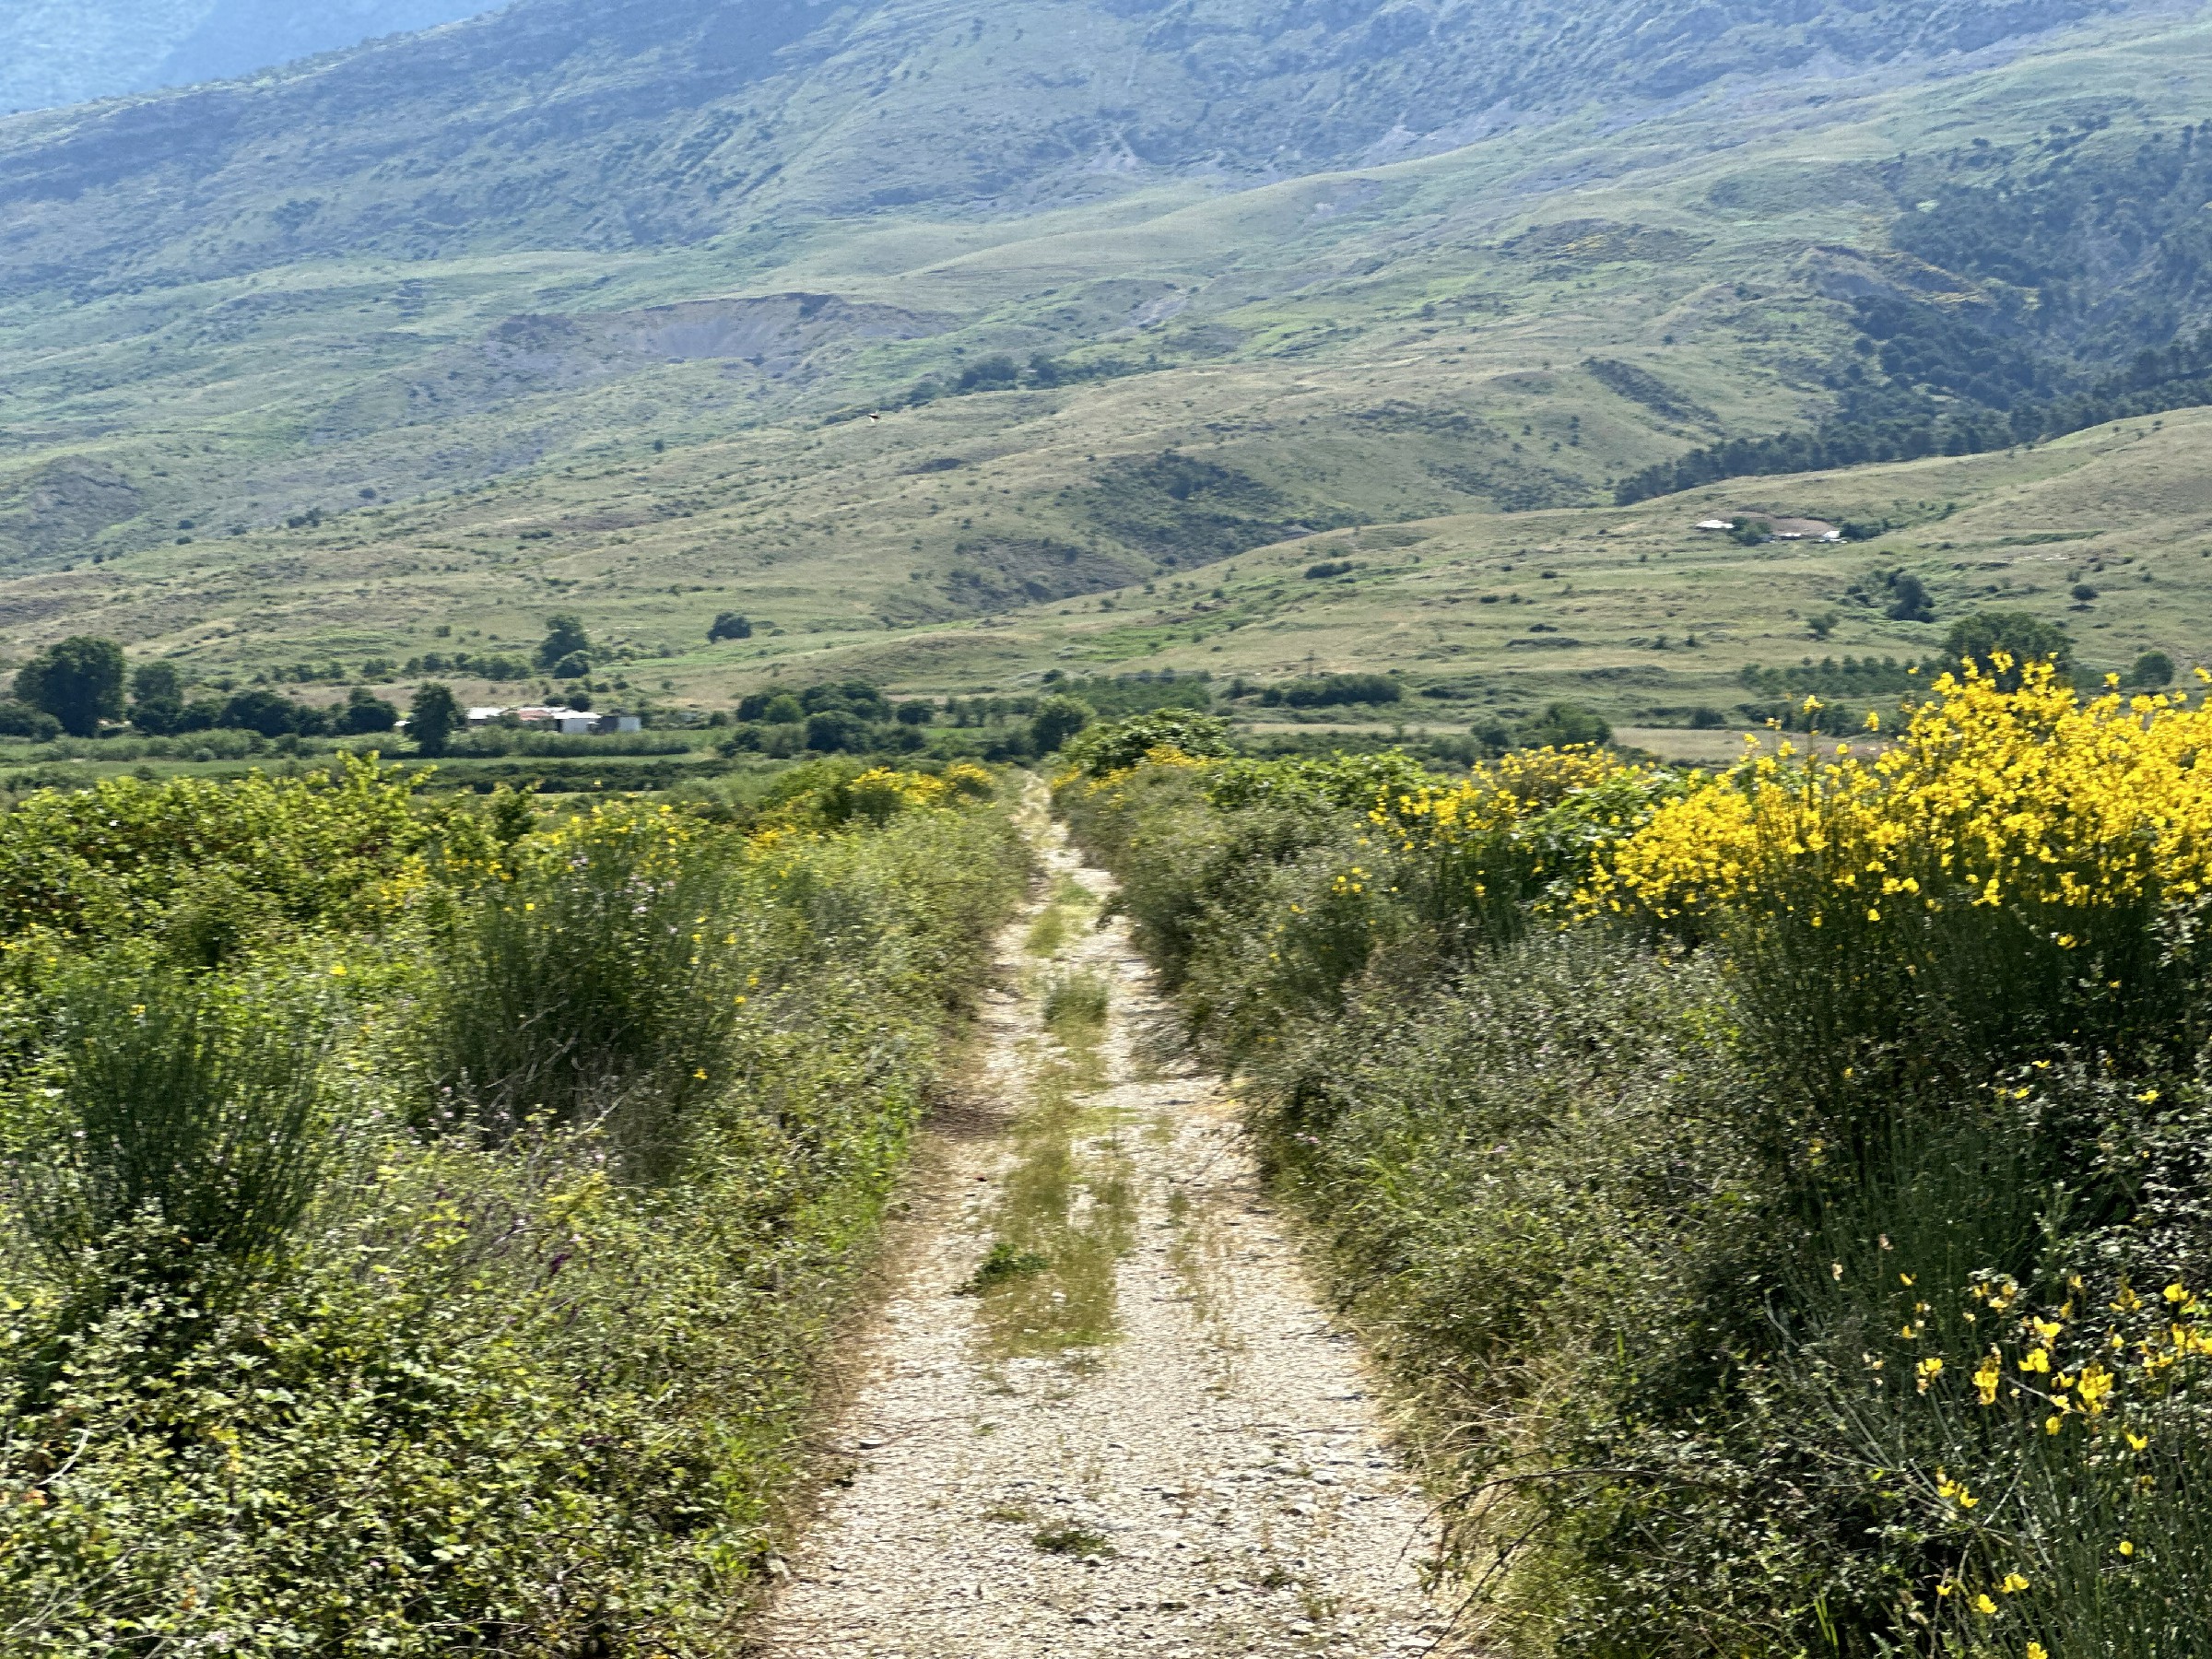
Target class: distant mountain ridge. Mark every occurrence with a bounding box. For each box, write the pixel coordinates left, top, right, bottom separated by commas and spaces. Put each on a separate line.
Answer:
0, 0, 2124, 296
0, 1, 495, 116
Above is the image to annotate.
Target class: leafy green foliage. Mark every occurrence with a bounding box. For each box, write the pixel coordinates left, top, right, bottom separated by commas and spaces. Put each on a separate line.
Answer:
1257, 673, 1403, 709
1058, 708, 1235, 778
418, 819, 751, 1167
1061, 731, 2212, 1658
14, 638, 124, 738
19, 971, 328, 1294
1942, 609, 2074, 688
1029, 695, 1093, 753
535, 613, 592, 672
0, 768, 1026, 1655
409, 681, 460, 757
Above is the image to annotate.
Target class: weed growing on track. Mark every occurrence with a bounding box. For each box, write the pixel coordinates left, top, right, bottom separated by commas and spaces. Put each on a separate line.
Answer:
1041, 969, 1112, 1044
0, 759, 1026, 1655
1059, 665, 2212, 1658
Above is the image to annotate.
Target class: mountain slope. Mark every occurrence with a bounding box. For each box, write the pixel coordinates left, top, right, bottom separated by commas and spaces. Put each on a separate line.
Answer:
0, 0, 2126, 291
0, 1, 494, 117
3, 0, 2210, 717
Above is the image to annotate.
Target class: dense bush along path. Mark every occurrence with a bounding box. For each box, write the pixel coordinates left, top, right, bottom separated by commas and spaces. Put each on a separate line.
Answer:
758, 796, 1453, 1658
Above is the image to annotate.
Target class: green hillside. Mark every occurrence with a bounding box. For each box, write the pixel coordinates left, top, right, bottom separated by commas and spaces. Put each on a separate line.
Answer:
2, 0, 2211, 729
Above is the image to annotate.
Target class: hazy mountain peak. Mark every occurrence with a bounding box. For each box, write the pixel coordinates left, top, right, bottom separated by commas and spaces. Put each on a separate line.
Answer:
0, 0, 498, 114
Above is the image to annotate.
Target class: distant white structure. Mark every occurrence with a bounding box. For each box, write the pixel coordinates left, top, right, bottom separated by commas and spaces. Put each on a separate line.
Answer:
1696, 518, 1734, 531
468, 705, 641, 735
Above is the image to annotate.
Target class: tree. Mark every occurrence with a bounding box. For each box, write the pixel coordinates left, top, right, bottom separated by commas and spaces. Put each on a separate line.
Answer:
0, 701, 60, 741
336, 687, 399, 735
535, 613, 591, 671
2127, 649, 2176, 688
803, 710, 867, 753
1942, 611, 2073, 690
1030, 695, 1095, 753
1884, 572, 1935, 622
1807, 611, 1840, 641
129, 660, 187, 735
707, 612, 752, 642
220, 688, 318, 737
410, 683, 461, 757
1514, 701, 1612, 749
15, 636, 125, 736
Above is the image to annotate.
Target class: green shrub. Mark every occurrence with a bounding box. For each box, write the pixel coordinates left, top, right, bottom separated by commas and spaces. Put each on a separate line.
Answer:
418, 825, 747, 1170
1058, 730, 2212, 1659
17, 971, 327, 1297
0, 776, 1028, 1655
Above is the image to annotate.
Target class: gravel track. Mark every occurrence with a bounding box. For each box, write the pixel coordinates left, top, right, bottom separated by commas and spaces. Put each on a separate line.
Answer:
754, 803, 1457, 1658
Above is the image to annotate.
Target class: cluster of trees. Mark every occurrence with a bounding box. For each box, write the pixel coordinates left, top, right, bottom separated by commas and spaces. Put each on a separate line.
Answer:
1254, 672, 1403, 709
1737, 653, 1935, 699
717, 678, 1102, 763
1, 637, 401, 744
1041, 668, 1214, 718
1730, 613, 2173, 731
267, 657, 398, 685
1618, 128, 2212, 504
890, 350, 1128, 410
409, 616, 617, 683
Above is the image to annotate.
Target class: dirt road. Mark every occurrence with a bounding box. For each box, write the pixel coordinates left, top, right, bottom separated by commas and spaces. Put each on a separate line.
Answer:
756, 800, 1455, 1658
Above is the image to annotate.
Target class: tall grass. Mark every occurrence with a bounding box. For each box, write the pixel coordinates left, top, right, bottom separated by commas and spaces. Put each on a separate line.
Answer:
18, 971, 326, 1289
420, 829, 746, 1172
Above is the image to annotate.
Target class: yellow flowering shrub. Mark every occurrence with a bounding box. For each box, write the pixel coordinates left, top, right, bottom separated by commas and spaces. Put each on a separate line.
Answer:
754, 762, 995, 833
1373, 747, 1687, 942
1866, 1262, 2212, 1659
1591, 660, 2212, 1094
1599, 660, 2212, 931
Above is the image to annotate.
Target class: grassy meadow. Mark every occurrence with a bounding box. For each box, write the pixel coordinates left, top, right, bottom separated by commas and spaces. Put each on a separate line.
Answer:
0, 756, 1026, 1654
1056, 677, 2212, 1658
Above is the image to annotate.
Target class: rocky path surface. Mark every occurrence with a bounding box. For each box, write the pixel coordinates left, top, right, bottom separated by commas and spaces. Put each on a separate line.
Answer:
755, 801, 1457, 1659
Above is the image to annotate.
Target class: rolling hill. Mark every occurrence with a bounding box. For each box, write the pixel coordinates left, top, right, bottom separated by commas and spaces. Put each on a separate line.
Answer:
3, 0, 2211, 732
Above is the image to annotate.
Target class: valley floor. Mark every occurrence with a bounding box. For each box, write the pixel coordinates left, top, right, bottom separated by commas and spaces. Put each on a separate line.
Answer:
754, 796, 1455, 1658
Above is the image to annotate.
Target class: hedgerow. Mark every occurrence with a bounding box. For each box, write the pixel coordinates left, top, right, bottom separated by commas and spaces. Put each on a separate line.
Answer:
1058, 667, 2212, 1658
0, 761, 1025, 1655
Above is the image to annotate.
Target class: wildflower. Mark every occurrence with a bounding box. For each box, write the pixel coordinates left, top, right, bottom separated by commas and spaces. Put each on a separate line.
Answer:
1974, 1594, 1998, 1615
329, 963, 347, 976
2029, 1645, 2049, 1659
2000, 1572, 2030, 1594
1973, 1351, 2002, 1406
2119, 1539, 2135, 1557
